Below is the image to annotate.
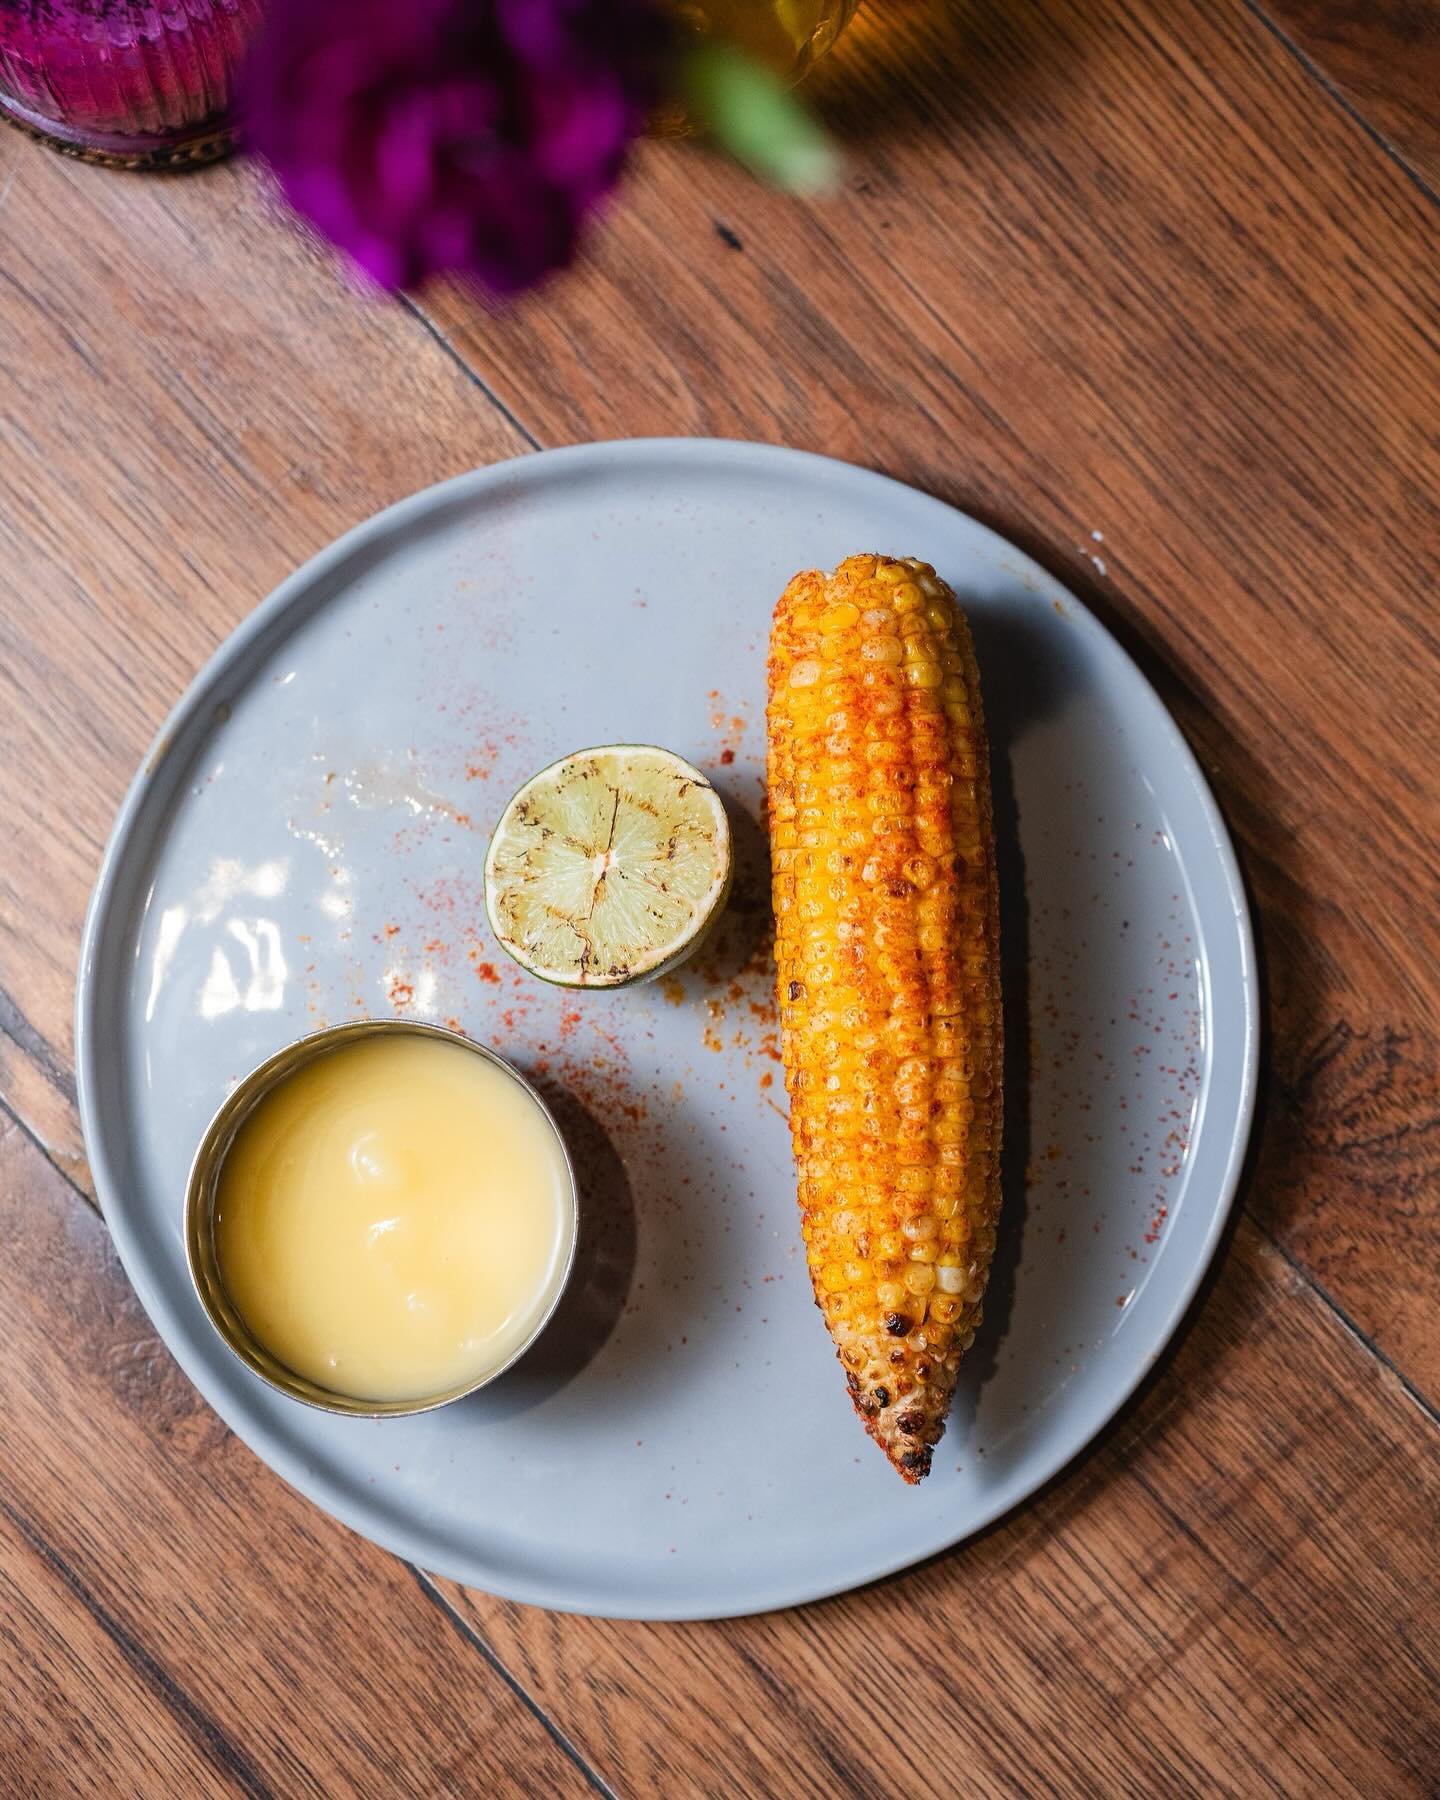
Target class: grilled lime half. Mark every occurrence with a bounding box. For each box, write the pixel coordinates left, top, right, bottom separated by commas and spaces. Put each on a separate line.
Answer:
484, 745, 733, 988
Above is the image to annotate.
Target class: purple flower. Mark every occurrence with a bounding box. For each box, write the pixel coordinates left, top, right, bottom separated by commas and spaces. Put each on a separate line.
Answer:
243, 0, 673, 295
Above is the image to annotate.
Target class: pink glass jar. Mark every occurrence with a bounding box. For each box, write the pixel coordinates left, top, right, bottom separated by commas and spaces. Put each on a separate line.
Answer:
0, 0, 265, 168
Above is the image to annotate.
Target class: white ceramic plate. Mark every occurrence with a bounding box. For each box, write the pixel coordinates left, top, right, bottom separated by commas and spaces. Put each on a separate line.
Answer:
77, 441, 1256, 1620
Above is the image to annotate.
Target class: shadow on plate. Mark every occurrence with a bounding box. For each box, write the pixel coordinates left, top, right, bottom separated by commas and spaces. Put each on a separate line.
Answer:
948, 592, 1070, 1441
689, 785, 774, 987
464, 1087, 638, 1423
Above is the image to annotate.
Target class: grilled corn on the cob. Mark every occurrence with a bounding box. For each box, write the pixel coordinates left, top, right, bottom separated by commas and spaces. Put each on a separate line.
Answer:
767, 554, 1002, 1481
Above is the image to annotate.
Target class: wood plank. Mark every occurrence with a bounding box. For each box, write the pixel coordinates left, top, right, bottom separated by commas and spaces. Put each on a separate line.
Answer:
2, 1500, 238, 1798
1256, 0, 1440, 191
0, 130, 529, 1195
0, 1117, 601, 1797
436, 1218, 1440, 1798
0, 4, 1435, 1786
412, 0, 1440, 1393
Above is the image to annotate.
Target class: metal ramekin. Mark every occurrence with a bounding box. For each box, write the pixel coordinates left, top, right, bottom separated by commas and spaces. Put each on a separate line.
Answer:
184, 1018, 579, 1417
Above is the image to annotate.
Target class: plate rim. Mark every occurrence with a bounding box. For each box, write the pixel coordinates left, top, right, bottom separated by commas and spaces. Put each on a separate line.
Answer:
75, 437, 1259, 1619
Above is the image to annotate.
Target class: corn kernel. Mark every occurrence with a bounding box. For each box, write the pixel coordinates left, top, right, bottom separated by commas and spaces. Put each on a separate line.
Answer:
769, 552, 1001, 1478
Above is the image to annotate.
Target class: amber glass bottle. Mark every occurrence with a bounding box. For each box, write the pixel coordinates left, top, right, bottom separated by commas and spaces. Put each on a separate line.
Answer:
677, 0, 858, 81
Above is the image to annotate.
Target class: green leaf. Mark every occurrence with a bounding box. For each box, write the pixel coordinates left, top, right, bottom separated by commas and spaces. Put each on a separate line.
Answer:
682, 41, 842, 196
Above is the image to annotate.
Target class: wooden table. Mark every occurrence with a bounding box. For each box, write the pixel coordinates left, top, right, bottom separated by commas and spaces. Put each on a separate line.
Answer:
2, 1, 1437, 1791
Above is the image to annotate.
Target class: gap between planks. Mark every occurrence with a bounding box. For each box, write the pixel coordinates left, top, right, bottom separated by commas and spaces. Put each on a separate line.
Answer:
1243, 0, 1440, 210
397, 293, 543, 453
411, 1569, 619, 1800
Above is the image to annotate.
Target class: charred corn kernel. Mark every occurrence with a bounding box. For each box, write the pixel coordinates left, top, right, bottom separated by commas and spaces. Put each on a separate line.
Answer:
768, 554, 1003, 1484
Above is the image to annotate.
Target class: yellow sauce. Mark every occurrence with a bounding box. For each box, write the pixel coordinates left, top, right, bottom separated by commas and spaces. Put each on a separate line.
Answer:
215, 1035, 572, 1402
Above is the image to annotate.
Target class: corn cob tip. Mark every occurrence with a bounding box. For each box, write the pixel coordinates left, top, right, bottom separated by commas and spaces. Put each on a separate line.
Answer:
768, 553, 1003, 1482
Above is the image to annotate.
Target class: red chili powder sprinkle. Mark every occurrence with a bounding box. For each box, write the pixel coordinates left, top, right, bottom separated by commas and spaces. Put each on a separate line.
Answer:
475, 963, 502, 985
720, 748, 735, 765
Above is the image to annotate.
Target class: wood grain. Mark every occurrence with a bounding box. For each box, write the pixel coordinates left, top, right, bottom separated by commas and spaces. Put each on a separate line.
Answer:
437, 1215, 1440, 1796
0, 1117, 602, 1797
2, 0, 1439, 1786
1255, 0, 1440, 191
415, 0, 1440, 1395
